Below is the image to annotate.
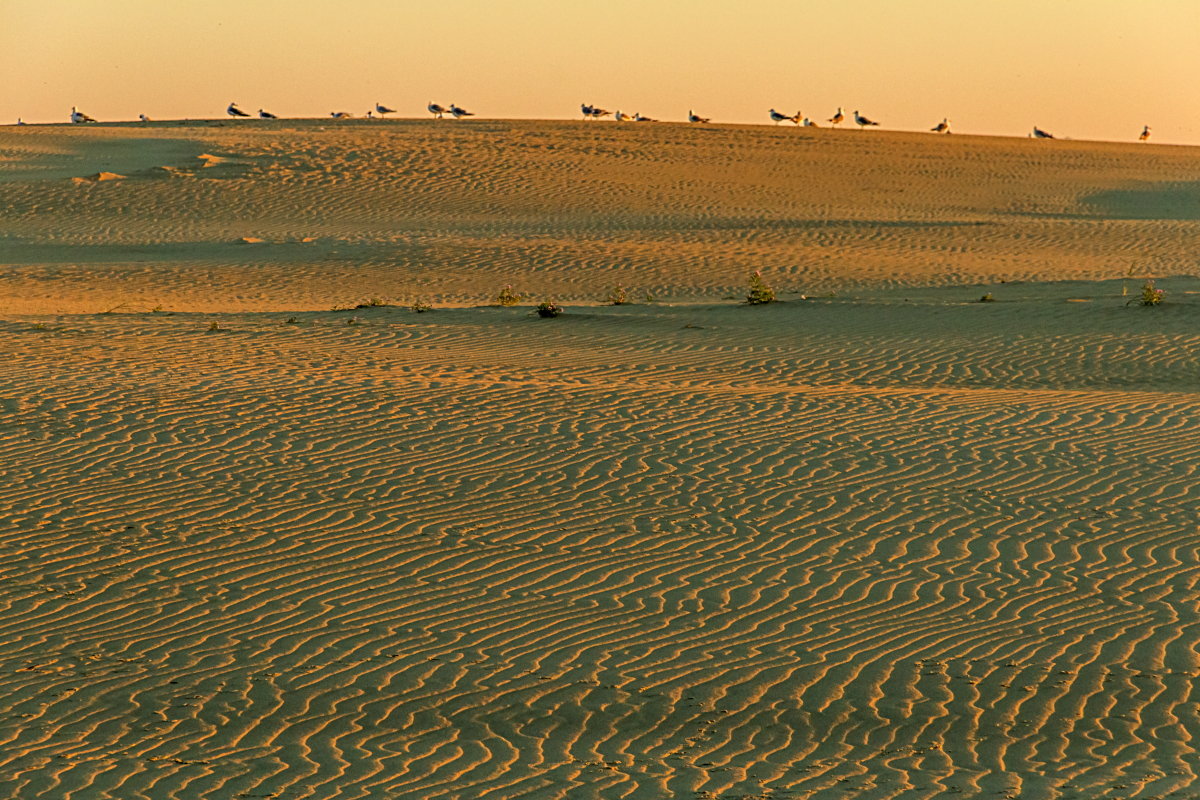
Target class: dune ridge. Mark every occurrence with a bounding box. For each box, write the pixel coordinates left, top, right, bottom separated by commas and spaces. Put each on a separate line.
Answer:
0, 121, 1198, 314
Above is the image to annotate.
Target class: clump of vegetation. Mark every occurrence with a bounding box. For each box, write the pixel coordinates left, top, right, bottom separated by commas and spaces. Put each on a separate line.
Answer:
31, 322, 47, 331
607, 285, 629, 306
355, 297, 388, 309
283, 316, 299, 324
207, 321, 222, 332
978, 293, 995, 303
745, 271, 776, 305
497, 284, 524, 306
410, 300, 433, 313
1137, 279, 1164, 306
535, 301, 563, 318
346, 316, 361, 325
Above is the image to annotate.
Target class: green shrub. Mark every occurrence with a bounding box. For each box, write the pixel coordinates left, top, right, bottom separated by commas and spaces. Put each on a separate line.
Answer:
745, 271, 776, 305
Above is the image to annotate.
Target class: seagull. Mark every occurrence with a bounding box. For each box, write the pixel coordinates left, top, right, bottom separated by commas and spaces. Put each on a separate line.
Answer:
139, 114, 151, 123
1139, 125, 1151, 142
258, 109, 277, 119
802, 117, 819, 127
1032, 126, 1054, 139
580, 103, 594, 119
688, 110, 710, 123
614, 110, 630, 122
16, 118, 26, 126
931, 118, 950, 134
853, 110, 879, 129
366, 110, 374, 118
633, 112, 656, 122
768, 108, 800, 125
828, 107, 844, 127
227, 102, 250, 118
589, 106, 611, 119
375, 102, 396, 117
330, 111, 353, 119
449, 104, 474, 119
428, 102, 446, 119
70, 106, 96, 123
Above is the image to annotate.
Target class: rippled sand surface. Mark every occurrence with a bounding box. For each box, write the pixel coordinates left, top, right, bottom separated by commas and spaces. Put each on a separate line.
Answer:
1, 120, 1199, 799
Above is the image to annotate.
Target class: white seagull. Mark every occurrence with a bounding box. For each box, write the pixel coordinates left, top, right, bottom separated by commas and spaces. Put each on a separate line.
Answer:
614, 110, 630, 122
330, 111, 353, 119
375, 102, 396, 117
580, 103, 594, 119
1032, 126, 1054, 139
853, 110, 879, 129
1139, 125, 1151, 142
768, 108, 800, 125
828, 107, 844, 127
802, 117, 819, 127
589, 106, 611, 119
139, 114, 151, 123
16, 118, 26, 126
70, 106, 96, 124
633, 112, 656, 122
931, 118, 950, 134
259, 109, 277, 119
449, 104, 474, 118
688, 110, 710, 124
227, 102, 251, 118
428, 102, 447, 119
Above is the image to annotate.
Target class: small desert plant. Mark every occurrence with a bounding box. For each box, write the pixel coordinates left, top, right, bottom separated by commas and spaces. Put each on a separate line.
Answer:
346, 316, 361, 325
1137, 279, 1164, 306
207, 321, 221, 332
410, 300, 433, 313
978, 293, 995, 303
283, 316, 299, 324
606, 285, 629, 305
745, 271, 776, 305
497, 284, 523, 306
535, 301, 563, 318
31, 322, 47, 331
355, 297, 387, 309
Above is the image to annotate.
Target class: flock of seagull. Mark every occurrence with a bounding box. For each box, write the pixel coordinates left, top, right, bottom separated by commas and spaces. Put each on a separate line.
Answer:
44, 104, 1150, 142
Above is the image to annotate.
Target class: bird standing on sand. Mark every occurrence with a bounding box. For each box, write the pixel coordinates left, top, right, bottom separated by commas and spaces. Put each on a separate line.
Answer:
854, 110, 879, 129
580, 103, 594, 119
428, 102, 446, 119
139, 114, 151, 123
828, 107, 844, 127
1139, 125, 1151, 142
449, 104, 474, 118
931, 118, 950, 134
330, 111, 353, 119
375, 102, 396, 117
768, 108, 800, 125
633, 112, 656, 122
1032, 126, 1054, 139
258, 109, 277, 119
16, 118, 26, 125
227, 102, 250, 118
70, 106, 96, 123
589, 106, 611, 120
614, 110, 630, 122
688, 110, 710, 123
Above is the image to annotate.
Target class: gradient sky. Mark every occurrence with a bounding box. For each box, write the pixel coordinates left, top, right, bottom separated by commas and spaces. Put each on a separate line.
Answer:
3, 0, 1197, 144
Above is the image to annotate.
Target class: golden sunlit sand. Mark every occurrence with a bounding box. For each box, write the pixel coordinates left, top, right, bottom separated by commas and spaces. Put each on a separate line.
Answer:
1, 120, 1199, 799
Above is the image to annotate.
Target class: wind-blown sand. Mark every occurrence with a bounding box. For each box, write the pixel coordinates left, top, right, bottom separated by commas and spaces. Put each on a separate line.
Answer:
1, 120, 1199, 799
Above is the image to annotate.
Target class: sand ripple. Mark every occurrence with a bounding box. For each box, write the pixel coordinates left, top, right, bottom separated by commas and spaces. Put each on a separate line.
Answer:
0, 294, 1197, 797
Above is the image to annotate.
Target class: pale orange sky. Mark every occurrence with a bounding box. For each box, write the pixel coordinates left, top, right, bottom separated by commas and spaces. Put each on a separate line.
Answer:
3, 0, 1197, 144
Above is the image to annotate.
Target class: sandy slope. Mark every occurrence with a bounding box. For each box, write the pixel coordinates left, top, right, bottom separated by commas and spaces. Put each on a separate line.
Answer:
0, 120, 1198, 313
0, 122, 1199, 799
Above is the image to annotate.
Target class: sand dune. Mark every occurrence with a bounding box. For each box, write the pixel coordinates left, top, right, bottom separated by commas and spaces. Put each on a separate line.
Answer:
1, 121, 1198, 313
0, 121, 1199, 798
